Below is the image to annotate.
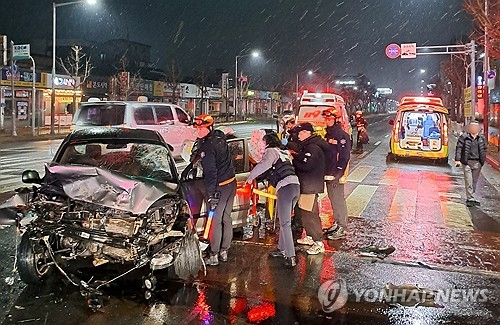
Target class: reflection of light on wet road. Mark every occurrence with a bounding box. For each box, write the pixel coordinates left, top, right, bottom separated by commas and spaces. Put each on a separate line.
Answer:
388, 188, 416, 221
379, 168, 401, 186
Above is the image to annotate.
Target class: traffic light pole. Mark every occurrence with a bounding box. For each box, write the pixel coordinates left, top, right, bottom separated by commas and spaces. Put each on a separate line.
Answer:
408, 43, 477, 122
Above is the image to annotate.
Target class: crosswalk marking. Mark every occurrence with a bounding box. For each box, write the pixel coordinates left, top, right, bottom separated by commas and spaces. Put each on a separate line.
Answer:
347, 165, 373, 183
346, 184, 378, 217
440, 200, 473, 230
388, 188, 417, 221
379, 168, 401, 185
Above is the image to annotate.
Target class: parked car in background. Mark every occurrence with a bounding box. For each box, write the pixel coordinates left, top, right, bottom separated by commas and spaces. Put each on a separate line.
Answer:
72, 100, 197, 158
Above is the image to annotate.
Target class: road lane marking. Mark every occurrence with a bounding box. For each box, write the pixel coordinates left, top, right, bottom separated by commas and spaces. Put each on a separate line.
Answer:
347, 165, 373, 183
388, 188, 417, 221
346, 184, 378, 217
374, 141, 381, 146
438, 192, 462, 199
440, 201, 473, 230
384, 134, 390, 138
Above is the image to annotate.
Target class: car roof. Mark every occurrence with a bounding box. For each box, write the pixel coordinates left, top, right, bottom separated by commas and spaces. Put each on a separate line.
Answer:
398, 97, 448, 114
80, 101, 177, 106
66, 127, 164, 144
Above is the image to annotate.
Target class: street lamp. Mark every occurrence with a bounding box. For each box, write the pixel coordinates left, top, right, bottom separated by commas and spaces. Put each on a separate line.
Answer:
296, 70, 314, 95
420, 69, 426, 74
234, 50, 260, 120
51, 0, 97, 135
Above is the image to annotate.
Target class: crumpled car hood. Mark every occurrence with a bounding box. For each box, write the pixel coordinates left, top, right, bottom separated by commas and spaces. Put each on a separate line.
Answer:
44, 165, 179, 215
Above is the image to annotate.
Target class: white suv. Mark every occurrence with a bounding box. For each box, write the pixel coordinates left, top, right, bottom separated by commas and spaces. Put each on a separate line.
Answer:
73, 101, 197, 158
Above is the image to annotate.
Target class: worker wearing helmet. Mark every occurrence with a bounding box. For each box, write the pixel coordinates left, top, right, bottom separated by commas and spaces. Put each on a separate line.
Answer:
354, 110, 368, 153
192, 114, 236, 266
321, 108, 351, 240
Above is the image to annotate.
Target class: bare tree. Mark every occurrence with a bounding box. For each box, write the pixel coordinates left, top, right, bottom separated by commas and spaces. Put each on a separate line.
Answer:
58, 45, 93, 113
195, 70, 208, 115
440, 56, 467, 122
112, 54, 142, 100
465, 0, 500, 57
166, 60, 182, 104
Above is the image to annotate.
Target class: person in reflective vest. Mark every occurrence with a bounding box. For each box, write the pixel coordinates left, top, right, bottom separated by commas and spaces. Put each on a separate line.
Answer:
246, 132, 300, 268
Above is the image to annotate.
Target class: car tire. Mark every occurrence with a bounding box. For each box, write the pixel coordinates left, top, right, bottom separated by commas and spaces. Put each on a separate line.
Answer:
173, 231, 203, 280
17, 232, 53, 285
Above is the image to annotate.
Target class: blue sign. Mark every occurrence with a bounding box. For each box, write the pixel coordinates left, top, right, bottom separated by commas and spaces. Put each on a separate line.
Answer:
488, 70, 496, 79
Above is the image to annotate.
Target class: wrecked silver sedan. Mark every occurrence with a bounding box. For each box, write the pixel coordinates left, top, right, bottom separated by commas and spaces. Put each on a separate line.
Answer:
0, 128, 204, 308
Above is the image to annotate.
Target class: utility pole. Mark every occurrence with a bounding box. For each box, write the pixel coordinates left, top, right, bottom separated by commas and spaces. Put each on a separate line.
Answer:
483, 0, 490, 140
471, 40, 477, 121
30, 56, 36, 136
10, 40, 16, 136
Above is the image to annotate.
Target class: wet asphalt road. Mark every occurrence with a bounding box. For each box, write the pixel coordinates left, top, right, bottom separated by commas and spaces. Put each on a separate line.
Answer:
1, 115, 500, 324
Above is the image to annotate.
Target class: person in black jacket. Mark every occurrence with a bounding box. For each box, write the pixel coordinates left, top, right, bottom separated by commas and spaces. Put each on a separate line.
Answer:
454, 121, 487, 207
354, 110, 368, 153
321, 108, 351, 240
192, 114, 236, 266
292, 122, 327, 255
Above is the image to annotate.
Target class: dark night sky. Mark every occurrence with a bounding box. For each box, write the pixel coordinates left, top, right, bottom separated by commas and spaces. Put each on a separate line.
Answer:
1, 0, 472, 96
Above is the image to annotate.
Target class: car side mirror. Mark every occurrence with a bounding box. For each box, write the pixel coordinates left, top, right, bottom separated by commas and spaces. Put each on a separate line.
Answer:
388, 119, 394, 125
22, 170, 42, 184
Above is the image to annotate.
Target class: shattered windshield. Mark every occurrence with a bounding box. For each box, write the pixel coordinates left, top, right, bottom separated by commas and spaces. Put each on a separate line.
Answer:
57, 141, 176, 182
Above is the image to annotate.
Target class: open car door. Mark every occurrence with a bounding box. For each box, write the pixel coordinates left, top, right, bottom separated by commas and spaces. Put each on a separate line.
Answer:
179, 138, 251, 231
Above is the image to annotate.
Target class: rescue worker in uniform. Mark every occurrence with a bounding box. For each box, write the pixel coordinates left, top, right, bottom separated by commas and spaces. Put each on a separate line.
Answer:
354, 110, 368, 153
246, 133, 300, 268
292, 123, 327, 255
192, 114, 236, 266
321, 108, 351, 240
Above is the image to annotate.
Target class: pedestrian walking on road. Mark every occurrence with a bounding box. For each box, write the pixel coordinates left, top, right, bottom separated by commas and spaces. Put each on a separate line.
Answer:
192, 114, 236, 266
354, 110, 368, 153
321, 108, 351, 240
291, 123, 327, 255
454, 121, 487, 207
246, 133, 301, 268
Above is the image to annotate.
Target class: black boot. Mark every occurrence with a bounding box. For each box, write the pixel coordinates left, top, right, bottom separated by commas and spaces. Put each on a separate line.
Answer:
284, 256, 297, 268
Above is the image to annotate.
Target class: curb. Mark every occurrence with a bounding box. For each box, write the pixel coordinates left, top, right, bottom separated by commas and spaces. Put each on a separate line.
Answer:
486, 155, 500, 171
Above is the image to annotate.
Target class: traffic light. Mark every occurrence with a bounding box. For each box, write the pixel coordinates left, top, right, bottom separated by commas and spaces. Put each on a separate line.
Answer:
0, 35, 7, 66
476, 85, 484, 99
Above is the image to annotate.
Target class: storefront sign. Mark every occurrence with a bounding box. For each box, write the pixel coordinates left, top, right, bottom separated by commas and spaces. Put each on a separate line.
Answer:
86, 80, 108, 90
47, 74, 80, 89
138, 80, 153, 95
206, 87, 221, 99
1, 68, 46, 87
181, 83, 199, 98
464, 87, 472, 103
15, 90, 29, 98
154, 81, 164, 97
